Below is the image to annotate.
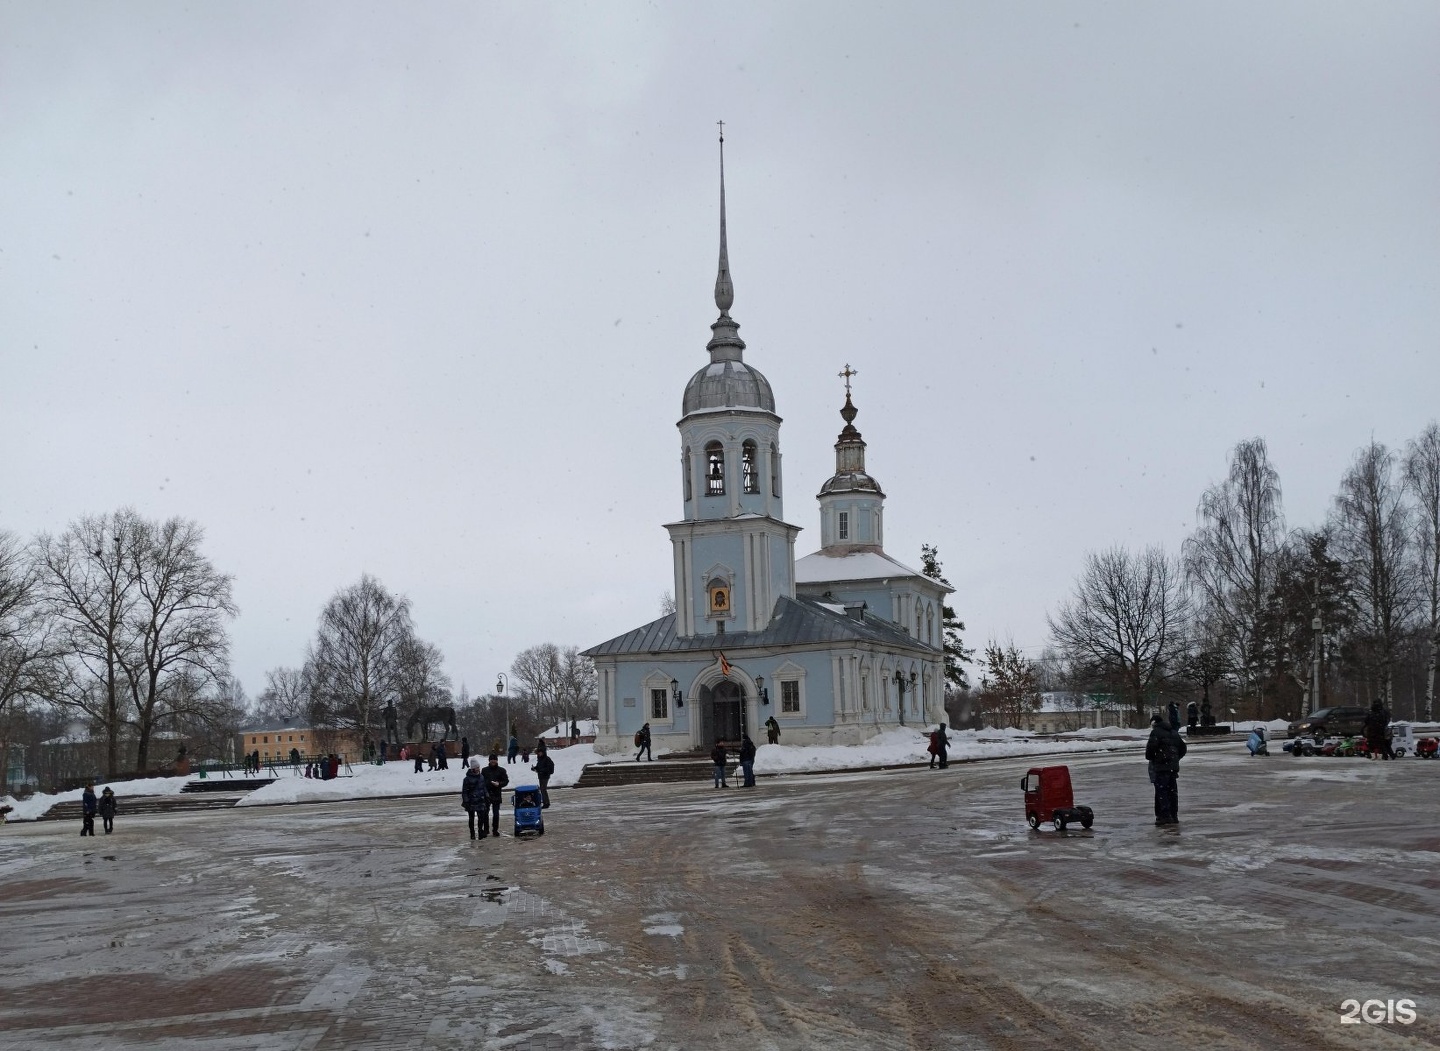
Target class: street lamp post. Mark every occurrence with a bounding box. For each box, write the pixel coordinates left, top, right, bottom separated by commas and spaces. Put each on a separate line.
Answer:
495, 673, 511, 742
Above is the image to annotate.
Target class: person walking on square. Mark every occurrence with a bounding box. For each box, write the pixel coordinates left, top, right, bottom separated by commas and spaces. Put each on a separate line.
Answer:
1146, 712, 1187, 826
927, 729, 940, 769
507, 735, 519, 765
80, 783, 97, 837
533, 744, 555, 809
1364, 702, 1391, 761
290, 747, 301, 770
460, 735, 469, 768
764, 715, 781, 745
98, 787, 117, 834
635, 723, 652, 762
1166, 700, 1181, 731
413, 747, 425, 774
711, 741, 729, 788
934, 723, 950, 769
738, 733, 757, 787
461, 758, 487, 840
480, 754, 508, 837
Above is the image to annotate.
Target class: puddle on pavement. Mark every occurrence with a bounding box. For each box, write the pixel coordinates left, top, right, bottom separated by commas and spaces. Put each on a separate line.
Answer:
468, 884, 512, 926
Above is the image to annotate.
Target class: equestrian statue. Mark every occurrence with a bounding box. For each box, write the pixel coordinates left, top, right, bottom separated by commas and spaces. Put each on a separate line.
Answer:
406, 704, 459, 742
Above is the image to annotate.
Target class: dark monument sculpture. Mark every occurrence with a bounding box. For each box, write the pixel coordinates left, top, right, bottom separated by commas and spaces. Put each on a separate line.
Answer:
406, 705, 459, 742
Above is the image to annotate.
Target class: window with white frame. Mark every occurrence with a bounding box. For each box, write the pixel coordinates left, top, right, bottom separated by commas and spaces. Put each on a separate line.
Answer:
838, 511, 849, 540
780, 680, 800, 714
742, 440, 759, 493
650, 687, 669, 720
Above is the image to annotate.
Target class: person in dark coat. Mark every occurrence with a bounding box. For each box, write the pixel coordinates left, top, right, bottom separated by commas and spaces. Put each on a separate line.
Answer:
764, 715, 781, 745
98, 787, 117, 834
413, 747, 425, 774
934, 723, 951, 769
1364, 702, 1391, 760
570, 719, 580, 739
290, 747, 301, 770
80, 783, 97, 837
507, 735, 519, 765
635, 723, 652, 762
479, 754, 509, 837
461, 758, 488, 840
460, 736, 469, 767
711, 741, 729, 788
1186, 701, 1199, 730
1166, 701, 1181, 731
738, 733, 757, 787
379, 739, 388, 764
533, 746, 555, 808
251, 749, 261, 774
1146, 712, 1187, 826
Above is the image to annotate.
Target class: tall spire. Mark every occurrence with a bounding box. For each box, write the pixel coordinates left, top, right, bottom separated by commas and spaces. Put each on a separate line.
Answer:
714, 120, 734, 316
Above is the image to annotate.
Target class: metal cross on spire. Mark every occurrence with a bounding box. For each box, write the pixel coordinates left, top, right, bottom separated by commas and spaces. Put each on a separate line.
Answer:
839, 364, 858, 396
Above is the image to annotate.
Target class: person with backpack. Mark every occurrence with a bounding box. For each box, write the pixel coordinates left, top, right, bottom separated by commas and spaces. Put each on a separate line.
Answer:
532, 744, 555, 809
461, 758, 488, 840
764, 715, 781, 745
479, 754, 509, 837
711, 740, 729, 788
1145, 711, 1187, 826
635, 723, 652, 762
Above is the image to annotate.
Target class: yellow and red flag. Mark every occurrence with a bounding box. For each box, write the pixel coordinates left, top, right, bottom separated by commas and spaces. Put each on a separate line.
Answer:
718, 652, 733, 677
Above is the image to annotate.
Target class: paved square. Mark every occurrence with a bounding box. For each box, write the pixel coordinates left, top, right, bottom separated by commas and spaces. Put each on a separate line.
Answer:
2, 747, 1437, 1049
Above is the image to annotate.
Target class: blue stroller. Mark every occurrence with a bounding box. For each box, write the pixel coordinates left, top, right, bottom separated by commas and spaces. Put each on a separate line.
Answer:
513, 784, 545, 837
1247, 726, 1269, 756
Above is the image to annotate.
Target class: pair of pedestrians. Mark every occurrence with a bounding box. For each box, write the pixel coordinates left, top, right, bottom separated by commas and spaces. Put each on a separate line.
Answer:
79, 784, 116, 836
460, 755, 509, 839
711, 735, 757, 787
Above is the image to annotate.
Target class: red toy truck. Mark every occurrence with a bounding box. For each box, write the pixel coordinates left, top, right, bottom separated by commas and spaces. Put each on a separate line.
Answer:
1022, 765, 1094, 831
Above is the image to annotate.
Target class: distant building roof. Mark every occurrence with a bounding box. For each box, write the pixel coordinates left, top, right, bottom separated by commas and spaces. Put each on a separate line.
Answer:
584, 594, 936, 659
794, 549, 947, 589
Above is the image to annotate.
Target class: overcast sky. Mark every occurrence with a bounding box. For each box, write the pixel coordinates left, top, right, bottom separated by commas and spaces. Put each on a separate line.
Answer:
4, 2, 1437, 700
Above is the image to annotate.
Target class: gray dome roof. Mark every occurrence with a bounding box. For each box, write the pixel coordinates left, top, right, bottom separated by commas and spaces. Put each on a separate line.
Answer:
682, 359, 776, 415
819, 471, 883, 496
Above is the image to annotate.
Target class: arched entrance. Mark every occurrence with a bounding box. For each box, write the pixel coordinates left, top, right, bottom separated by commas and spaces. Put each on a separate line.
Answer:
699, 679, 747, 749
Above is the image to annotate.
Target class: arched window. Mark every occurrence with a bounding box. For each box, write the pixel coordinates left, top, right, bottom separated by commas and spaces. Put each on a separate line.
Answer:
926, 606, 935, 646
705, 442, 725, 496
683, 447, 692, 501
770, 443, 780, 496
742, 440, 759, 493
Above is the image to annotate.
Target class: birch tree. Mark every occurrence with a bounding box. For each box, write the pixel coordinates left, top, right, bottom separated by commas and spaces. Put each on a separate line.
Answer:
1182, 438, 1285, 707
305, 574, 413, 738
1404, 422, 1440, 720
1332, 441, 1415, 707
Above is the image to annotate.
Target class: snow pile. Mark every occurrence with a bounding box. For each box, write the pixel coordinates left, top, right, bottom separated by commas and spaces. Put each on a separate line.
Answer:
238, 744, 603, 807
2, 773, 195, 822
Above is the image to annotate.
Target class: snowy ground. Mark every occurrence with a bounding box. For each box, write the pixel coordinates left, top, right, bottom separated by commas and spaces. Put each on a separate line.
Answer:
2, 748, 1438, 1049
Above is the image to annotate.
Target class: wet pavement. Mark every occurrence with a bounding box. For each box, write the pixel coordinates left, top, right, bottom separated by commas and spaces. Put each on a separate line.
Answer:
2, 746, 1438, 1050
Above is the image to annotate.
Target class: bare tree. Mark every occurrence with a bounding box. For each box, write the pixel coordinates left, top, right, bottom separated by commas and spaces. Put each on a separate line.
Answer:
0, 531, 52, 720
1049, 546, 1189, 725
35, 510, 147, 777
253, 665, 312, 726
305, 574, 413, 739
510, 643, 595, 730
976, 641, 1042, 728
1182, 438, 1285, 707
1405, 422, 1440, 720
120, 517, 237, 771
1332, 441, 1416, 708
558, 647, 597, 723
394, 635, 452, 718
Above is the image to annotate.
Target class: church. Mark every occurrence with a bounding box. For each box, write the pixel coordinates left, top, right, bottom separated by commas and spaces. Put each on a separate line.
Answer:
584, 138, 950, 753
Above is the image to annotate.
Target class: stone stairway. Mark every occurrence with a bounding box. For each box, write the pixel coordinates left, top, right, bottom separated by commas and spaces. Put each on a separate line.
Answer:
38, 794, 249, 821
573, 759, 735, 789
181, 777, 276, 793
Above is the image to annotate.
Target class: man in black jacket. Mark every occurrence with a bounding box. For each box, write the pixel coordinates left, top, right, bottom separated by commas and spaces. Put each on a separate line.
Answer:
738, 733, 757, 787
461, 758, 487, 840
533, 745, 555, 809
479, 754, 509, 837
1145, 712, 1187, 826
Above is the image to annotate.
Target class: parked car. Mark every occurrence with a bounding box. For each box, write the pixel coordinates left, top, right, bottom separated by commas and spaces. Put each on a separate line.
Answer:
1286, 706, 1369, 739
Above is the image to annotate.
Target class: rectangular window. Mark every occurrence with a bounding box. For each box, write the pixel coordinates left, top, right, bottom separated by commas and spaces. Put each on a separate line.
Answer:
781, 680, 800, 714
651, 688, 669, 719
838, 511, 849, 540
